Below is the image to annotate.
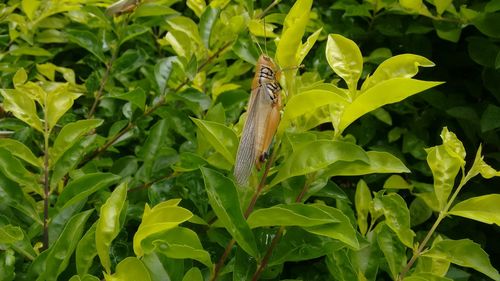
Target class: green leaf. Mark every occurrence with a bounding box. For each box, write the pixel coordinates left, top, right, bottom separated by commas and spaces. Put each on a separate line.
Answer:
120, 24, 150, 46
302, 204, 359, 248
409, 197, 432, 227
440, 127, 466, 166
45, 84, 82, 131
37, 63, 76, 84
423, 239, 500, 280
278, 88, 348, 135
133, 3, 177, 17
0, 172, 41, 226
448, 194, 500, 226
434, 0, 452, 15
326, 34, 363, 92
373, 193, 415, 248
22, 0, 41, 20
473, 13, 500, 39
361, 54, 435, 91
142, 253, 171, 281
148, 227, 212, 269
96, 182, 128, 274
66, 29, 106, 63
247, 203, 340, 228
322, 151, 410, 177
50, 119, 103, 166
13, 68, 28, 86
326, 249, 358, 281
56, 173, 121, 209
277, 0, 312, 69
376, 223, 406, 280
104, 257, 151, 281
383, 175, 413, 190
0, 148, 39, 189
76, 223, 97, 276
108, 88, 146, 111
338, 78, 443, 133
199, 6, 219, 48
133, 199, 193, 257
192, 118, 238, 165
297, 28, 322, 66
0, 225, 23, 244
480, 104, 500, 132
154, 56, 180, 94
270, 140, 369, 187
9, 46, 53, 57
41, 210, 93, 281
426, 144, 461, 210
136, 120, 169, 182
200, 167, 259, 258
355, 179, 371, 235
69, 274, 100, 281
404, 273, 452, 281
182, 267, 203, 281
0, 138, 42, 168
0, 89, 43, 132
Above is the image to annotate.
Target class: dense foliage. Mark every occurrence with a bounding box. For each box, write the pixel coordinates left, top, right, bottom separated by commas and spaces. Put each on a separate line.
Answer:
0, 0, 499, 280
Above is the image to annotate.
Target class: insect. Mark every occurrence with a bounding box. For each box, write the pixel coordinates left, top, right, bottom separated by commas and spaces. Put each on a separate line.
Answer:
234, 54, 282, 186
106, 0, 140, 16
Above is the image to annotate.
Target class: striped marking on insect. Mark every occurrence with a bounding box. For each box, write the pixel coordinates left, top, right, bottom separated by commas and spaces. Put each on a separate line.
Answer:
234, 54, 282, 186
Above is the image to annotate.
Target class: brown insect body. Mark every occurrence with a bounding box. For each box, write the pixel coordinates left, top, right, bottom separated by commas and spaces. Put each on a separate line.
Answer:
234, 55, 282, 186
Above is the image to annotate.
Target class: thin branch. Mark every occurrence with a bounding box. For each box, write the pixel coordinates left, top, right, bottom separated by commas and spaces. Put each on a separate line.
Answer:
255, 0, 280, 19
87, 50, 119, 119
210, 148, 278, 281
127, 172, 177, 193
81, 41, 233, 166
251, 179, 310, 281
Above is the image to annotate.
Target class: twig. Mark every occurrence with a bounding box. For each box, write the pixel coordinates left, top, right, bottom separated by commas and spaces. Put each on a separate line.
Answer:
210, 149, 278, 281
87, 50, 118, 119
80, 41, 233, 166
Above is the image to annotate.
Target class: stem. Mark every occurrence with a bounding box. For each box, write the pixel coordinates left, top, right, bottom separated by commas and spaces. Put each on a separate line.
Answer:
81, 41, 233, 166
210, 149, 278, 281
42, 99, 51, 251
397, 176, 470, 280
251, 179, 310, 281
87, 50, 118, 119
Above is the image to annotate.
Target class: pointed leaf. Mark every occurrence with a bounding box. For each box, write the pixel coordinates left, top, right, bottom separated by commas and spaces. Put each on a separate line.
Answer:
199, 6, 219, 48
56, 173, 121, 209
426, 145, 461, 210
326, 34, 363, 92
66, 29, 106, 63
376, 223, 406, 280
355, 179, 371, 235
339, 78, 443, 133
423, 239, 500, 280
133, 200, 193, 257
201, 167, 259, 258
76, 223, 97, 276
96, 183, 128, 274
50, 119, 103, 166
323, 151, 410, 177
182, 267, 203, 281
270, 140, 369, 187
0, 89, 43, 132
192, 118, 238, 165
0, 138, 42, 168
104, 257, 151, 281
449, 194, 500, 226
0, 148, 39, 188
46, 84, 82, 131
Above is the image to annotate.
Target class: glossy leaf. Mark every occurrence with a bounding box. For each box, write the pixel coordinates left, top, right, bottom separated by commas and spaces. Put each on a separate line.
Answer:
326, 249, 358, 281
76, 223, 97, 276
302, 204, 359, 248
182, 267, 203, 281
45, 84, 82, 131
373, 193, 415, 248
148, 227, 212, 269
199, 6, 219, 48
278, 88, 348, 135
104, 257, 151, 281
50, 119, 103, 166
426, 144, 461, 210
0, 138, 41, 168
108, 88, 146, 111
96, 182, 128, 274
338, 78, 443, 133
69, 274, 100, 281
404, 273, 452, 281
322, 151, 410, 177
326, 34, 363, 92
0, 89, 43, 132
423, 239, 500, 280
276, 0, 312, 69
376, 223, 406, 280
383, 175, 413, 190
192, 118, 238, 165
200, 167, 259, 258
0, 148, 39, 188
247, 203, 340, 228
297, 28, 322, 66
66, 29, 106, 63
133, 199, 193, 257
56, 173, 121, 209
0, 225, 23, 244
41, 210, 93, 281
361, 54, 435, 90
154, 56, 180, 94
270, 140, 369, 187
448, 194, 500, 226
136, 119, 169, 182
355, 180, 371, 235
